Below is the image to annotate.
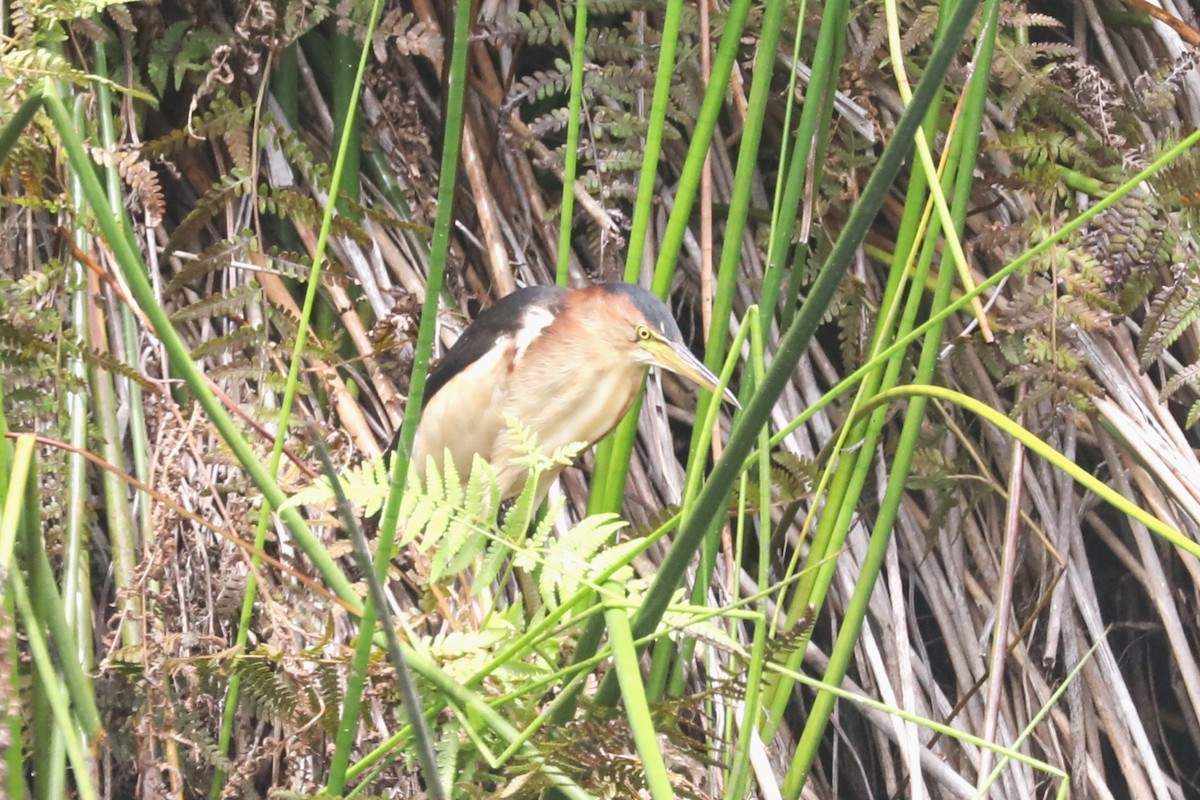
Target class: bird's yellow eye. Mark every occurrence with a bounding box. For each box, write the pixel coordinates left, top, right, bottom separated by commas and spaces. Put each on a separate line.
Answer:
636, 324, 653, 342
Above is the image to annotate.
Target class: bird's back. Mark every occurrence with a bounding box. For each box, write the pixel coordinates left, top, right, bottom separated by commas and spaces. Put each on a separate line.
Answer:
420, 285, 569, 407
412, 285, 569, 495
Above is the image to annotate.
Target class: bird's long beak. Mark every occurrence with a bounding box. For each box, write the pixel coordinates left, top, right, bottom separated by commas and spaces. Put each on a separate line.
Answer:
651, 340, 741, 409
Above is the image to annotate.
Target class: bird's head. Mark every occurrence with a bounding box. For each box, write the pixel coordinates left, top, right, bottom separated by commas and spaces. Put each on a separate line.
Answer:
591, 283, 740, 407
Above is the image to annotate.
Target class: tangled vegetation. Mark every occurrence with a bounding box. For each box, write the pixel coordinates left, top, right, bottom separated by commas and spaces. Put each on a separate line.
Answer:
5, 0, 1200, 798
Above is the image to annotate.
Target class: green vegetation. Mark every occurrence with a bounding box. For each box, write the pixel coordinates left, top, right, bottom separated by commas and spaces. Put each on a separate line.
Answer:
4, 0, 1200, 798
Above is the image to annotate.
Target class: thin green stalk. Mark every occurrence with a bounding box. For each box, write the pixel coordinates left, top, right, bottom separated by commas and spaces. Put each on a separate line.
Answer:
881, 0, 987, 334
325, 586, 377, 788
46, 94, 100, 798
767, 5, 935, 656
660, 309, 759, 702
21, 495, 102, 738
761, 0, 813, 329
40, 85, 362, 609
2, 570, 19, 800
92, 41, 151, 555
660, 312, 758, 700
0, 436, 33, 577
779, 8, 999, 784
312, 435, 444, 799
680, 310, 756, 510
5, 438, 95, 800
555, 0, 588, 286
588, 0, 755, 516
326, 17, 362, 339
622, 0, 683, 280
375, 0, 475, 600
0, 86, 44, 165
787, 383, 1172, 790
752, 0, 845, 345
763, 126, 1200, 457
973, 634, 1102, 798
766, 660, 1069, 788
332, 26, 363, 215
86, 251, 142, 651
444, 480, 721, 743
649, 0, 791, 700
402, 642, 598, 800
782, 238, 960, 797
73, 52, 143, 658
1060, 165, 1107, 195
693, 131, 1200, 717
870, 386, 1194, 556
0, 396, 20, 800
63, 103, 95, 644
10, 567, 96, 800
764, 0, 991, 732
23, 447, 60, 800
213, 5, 385, 793
342, 0, 476, 787
670, 0, 846, 703
590, 0, 984, 709
604, 309, 753, 710
497, 572, 807, 754
491, 670, 594, 767
767, 177, 939, 690
645, 0, 752, 298
603, 582, 675, 800
722, 310, 771, 800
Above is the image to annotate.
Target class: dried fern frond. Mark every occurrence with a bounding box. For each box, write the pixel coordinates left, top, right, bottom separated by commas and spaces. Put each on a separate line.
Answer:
1138, 260, 1200, 369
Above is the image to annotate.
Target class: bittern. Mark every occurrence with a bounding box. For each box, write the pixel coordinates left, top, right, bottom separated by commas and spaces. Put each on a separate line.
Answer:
411, 282, 737, 500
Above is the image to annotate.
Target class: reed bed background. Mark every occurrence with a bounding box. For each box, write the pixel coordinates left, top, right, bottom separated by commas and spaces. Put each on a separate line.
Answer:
4, 1, 1200, 798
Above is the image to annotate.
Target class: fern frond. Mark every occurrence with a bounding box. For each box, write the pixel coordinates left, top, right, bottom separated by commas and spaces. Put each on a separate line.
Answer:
105, 3, 135, 33
436, 722, 464, 792
516, 5, 565, 46
658, 598, 749, 659
429, 462, 488, 582
168, 282, 261, 324
187, 323, 267, 362
995, 129, 1088, 170
425, 616, 528, 683
1139, 262, 1200, 368
262, 121, 330, 186
580, 167, 637, 201
259, 185, 371, 245
899, 5, 940, 56
263, 248, 317, 282
4, 47, 100, 89
376, 9, 443, 59
142, 95, 255, 160
205, 363, 301, 390
222, 126, 253, 172
79, 345, 160, 392
1162, 361, 1200, 401
165, 236, 254, 294
163, 167, 252, 254
1001, 10, 1063, 29
352, 201, 434, 236
731, 452, 816, 513
835, 282, 872, 369
231, 649, 341, 736
1186, 400, 1200, 429
585, 27, 655, 61
537, 513, 627, 609
506, 60, 574, 108
529, 107, 572, 139
281, 455, 391, 519
1080, 188, 1164, 306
